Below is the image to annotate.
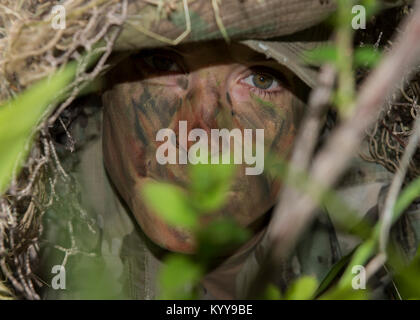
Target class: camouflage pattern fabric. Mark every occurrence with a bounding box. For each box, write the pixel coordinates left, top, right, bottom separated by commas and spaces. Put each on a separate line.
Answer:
115, 0, 405, 51
115, 0, 337, 51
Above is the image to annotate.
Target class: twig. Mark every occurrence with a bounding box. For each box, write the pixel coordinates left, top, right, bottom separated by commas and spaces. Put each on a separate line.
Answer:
379, 107, 420, 253
125, 0, 191, 45
256, 0, 420, 297
212, 0, 230, 43
289, 64, 336, 170
247, 64, 335, 298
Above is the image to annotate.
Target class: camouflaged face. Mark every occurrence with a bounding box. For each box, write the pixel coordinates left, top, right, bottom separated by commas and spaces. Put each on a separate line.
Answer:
101, 41, 306, 253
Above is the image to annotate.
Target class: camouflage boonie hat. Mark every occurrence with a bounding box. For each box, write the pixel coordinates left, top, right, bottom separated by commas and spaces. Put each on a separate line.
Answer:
242, 26, 330, 89
113, 0, 405, 88
113, 0, 337, 88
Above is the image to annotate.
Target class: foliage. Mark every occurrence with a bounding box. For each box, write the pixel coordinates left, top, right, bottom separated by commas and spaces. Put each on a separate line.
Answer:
142, 161, 250, 299
1, 0, 420, 301
0, 63, 76, 194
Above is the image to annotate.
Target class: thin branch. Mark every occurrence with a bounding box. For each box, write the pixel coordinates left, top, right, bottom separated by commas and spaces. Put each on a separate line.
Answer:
379, 107, 420, 254
246, 63, 335, 298
289, 64, 336, 171
270, 0, 420, 262
253, 0, 420, 297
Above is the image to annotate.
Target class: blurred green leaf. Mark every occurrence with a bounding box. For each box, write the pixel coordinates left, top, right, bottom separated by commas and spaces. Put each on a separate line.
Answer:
142, 181, 198, 229
189, 162, 235, 212
0, 62, 77, 194
315, 251, 354, 297
77, 76, 104, 96
158, 255, 203, 299
361, 0, 380, 18
320, 285, 369, 300
392, 248, 420, 299
354, 46, 382, 68
285, 276, 318, 300
394, 176, 420, 221
197, 218, 250, 262
338, 239, 376, 289
263, 283, 282, 300
303, 45, 338, 66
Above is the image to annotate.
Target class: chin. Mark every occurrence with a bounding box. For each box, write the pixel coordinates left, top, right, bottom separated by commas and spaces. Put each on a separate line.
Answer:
145, 222, 198, 254
117, 159, 281, 253
129, 191, 198, 253
128, 181, 276, 254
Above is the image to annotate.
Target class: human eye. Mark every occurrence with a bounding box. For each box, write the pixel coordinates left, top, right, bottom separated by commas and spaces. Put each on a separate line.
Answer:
242, 72, 279, 90
133, 49, 184, 73
239, 67, 288, 96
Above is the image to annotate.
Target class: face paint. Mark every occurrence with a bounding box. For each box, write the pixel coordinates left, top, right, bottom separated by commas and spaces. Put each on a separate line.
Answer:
226, 92, 233, 106
102, 41, 305, 253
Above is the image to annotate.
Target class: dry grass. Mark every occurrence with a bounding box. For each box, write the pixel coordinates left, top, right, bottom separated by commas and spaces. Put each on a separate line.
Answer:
0, 0, 126, 299
358, 5, 420, 181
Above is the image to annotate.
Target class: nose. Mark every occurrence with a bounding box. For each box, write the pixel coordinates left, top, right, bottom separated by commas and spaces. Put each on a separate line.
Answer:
187, 72, 221, 132
174, 71, 225, 150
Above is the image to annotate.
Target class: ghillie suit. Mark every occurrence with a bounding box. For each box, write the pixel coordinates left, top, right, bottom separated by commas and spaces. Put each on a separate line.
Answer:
0, 0, 417, 300
357, 6, 420, 181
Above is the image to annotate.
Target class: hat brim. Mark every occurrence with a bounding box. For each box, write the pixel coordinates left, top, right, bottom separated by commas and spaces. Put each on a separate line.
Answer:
241, 25, 332, 89
115, 0, 336, 52
114, 1, 334, 89
241, 40, 320, 89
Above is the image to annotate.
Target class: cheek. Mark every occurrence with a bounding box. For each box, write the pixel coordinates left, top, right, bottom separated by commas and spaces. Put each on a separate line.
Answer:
102, 98, 137, 199
102, 85, 155, 189
230, 86, 299, 156
103, 83, 187, 183
132, 84, 183, 142
106, 82, 182, 148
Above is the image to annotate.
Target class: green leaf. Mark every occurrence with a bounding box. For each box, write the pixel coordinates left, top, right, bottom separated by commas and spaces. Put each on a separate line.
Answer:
263, 283, 282, 300
142, 181, 198, 229
361, 0, 380, 18
315, 250, 355, 297
392, 247, 420, 299
338, 239, 376, 289
302, 45, 338, 66
0, 62, 77, 194
197, 218, 250, 261
189, 162, 235, 213
320, 285, 369, 300
285, 276, 318, 300
394, 176, 420, 221
158, 255, 203, 299
354, 46, 382, 68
